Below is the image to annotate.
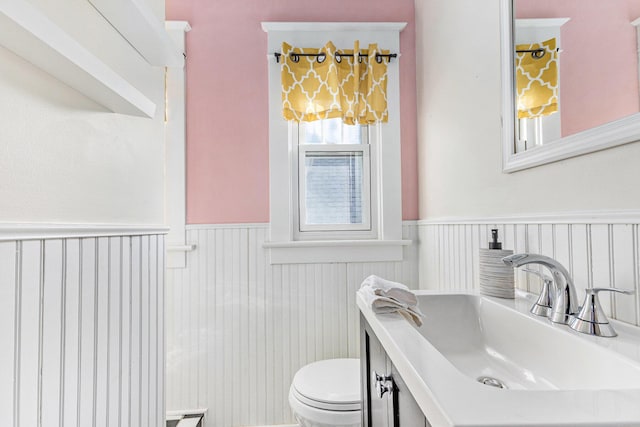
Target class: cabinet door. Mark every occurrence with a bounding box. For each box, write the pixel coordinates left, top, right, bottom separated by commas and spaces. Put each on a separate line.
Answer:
361, 315, 392, 427
391, 364, 429, 427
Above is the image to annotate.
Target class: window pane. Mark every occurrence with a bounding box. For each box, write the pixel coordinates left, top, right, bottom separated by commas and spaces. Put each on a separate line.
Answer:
303, 151, 364, 225
322, 118, 341, 144
302, 120, 323, 144
342, 123, 363, 145
300, 118, 366, 145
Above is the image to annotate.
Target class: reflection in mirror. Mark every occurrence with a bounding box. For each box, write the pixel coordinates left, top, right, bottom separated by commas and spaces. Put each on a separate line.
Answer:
514, 0, 640, 152
514, 19, 566, 151
501, 0, 640, 172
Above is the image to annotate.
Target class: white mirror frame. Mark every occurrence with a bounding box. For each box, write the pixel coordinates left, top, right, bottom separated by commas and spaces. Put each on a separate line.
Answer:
500, 0, 640, 173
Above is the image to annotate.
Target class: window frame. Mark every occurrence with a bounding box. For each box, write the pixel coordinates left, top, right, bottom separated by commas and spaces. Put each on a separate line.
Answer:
293, 121, 378, 240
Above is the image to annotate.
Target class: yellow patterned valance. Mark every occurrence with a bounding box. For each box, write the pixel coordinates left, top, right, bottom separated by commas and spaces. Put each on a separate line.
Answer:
515, 38, 558, 119
281, 41, 389, 124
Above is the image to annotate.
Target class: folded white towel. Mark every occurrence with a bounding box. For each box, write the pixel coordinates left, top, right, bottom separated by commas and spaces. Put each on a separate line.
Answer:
358, 277, 424, 327
361, 275, 418, 306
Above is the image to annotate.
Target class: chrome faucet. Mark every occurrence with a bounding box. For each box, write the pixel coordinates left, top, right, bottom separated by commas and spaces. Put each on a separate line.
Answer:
502, 253, 579, 324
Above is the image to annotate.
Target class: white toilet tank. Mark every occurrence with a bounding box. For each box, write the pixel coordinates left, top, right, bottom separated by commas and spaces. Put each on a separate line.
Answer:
289, 358, 361, 427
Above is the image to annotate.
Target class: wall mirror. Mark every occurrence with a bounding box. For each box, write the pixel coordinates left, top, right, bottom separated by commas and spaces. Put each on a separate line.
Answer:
501, 0, 640, 172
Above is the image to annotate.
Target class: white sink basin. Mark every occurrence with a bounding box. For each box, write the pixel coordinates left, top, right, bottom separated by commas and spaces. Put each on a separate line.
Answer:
357, 290, 640, 426
416, 293, 640, 391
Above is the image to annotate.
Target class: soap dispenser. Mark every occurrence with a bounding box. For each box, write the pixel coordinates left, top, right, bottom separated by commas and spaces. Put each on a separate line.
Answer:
479, 229, 514, 298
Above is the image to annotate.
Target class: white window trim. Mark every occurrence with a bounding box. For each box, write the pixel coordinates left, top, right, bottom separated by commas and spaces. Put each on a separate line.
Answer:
262, 22, 408, 264
165, 21, 191, 269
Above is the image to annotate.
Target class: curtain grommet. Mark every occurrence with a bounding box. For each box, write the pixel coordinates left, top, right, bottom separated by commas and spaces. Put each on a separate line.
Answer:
532, 49, 546, 59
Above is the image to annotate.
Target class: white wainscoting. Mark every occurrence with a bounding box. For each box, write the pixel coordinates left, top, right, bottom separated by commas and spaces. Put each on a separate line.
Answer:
165, 222, 419, 427
0, 231, 166, 427
419, 221, 640, 326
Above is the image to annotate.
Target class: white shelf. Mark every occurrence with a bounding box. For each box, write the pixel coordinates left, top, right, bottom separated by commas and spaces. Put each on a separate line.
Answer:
89, 0, 185, 67
0, 0, 156, 118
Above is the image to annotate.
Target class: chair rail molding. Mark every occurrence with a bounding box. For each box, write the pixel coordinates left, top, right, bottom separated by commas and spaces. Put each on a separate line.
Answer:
0, 223, 168, 241
417, 210, 640, 225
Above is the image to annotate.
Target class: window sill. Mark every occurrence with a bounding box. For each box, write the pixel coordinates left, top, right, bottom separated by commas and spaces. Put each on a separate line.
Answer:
263, 239, 411, 264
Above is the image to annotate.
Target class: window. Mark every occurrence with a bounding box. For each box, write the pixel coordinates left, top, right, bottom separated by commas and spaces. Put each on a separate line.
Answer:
264, 22, 406, 264
294, 118, 375, 239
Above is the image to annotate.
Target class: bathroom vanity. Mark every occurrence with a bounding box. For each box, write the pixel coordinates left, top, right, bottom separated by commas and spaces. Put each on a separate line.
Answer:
361, 315, 429, 427
358, 290, 640, 426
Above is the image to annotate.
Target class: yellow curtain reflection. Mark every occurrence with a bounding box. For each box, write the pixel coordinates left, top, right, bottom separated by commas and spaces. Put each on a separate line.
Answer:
515, 38, 559, 119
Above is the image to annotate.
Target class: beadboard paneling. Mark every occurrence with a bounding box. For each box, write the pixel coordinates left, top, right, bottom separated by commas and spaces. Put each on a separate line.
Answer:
0, 232, 165, 427
419, 222, 640, 326
165, 222, 419, 427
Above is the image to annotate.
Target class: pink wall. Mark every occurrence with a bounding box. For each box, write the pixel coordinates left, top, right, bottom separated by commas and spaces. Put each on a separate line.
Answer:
517, 0, 640, 136
167, 0, 418, 224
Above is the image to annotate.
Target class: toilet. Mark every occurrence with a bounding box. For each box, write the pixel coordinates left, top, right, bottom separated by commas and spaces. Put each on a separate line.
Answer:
289, 358, 361, 427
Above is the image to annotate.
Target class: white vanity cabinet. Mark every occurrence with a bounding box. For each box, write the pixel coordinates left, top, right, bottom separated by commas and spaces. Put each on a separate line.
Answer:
360, 315, 430, 427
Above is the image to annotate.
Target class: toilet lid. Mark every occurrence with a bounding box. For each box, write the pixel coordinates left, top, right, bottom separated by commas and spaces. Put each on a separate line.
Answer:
292, 359, 361, 411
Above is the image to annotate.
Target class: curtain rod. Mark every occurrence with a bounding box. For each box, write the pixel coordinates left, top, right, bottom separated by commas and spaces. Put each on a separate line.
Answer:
515, 47, 560, 59
273, 52, 398, 64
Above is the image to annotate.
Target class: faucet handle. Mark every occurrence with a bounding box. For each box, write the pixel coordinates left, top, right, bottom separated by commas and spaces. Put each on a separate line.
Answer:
522, 269, 554, 317
569, 287, 635, 337
589, 287, 635, 296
